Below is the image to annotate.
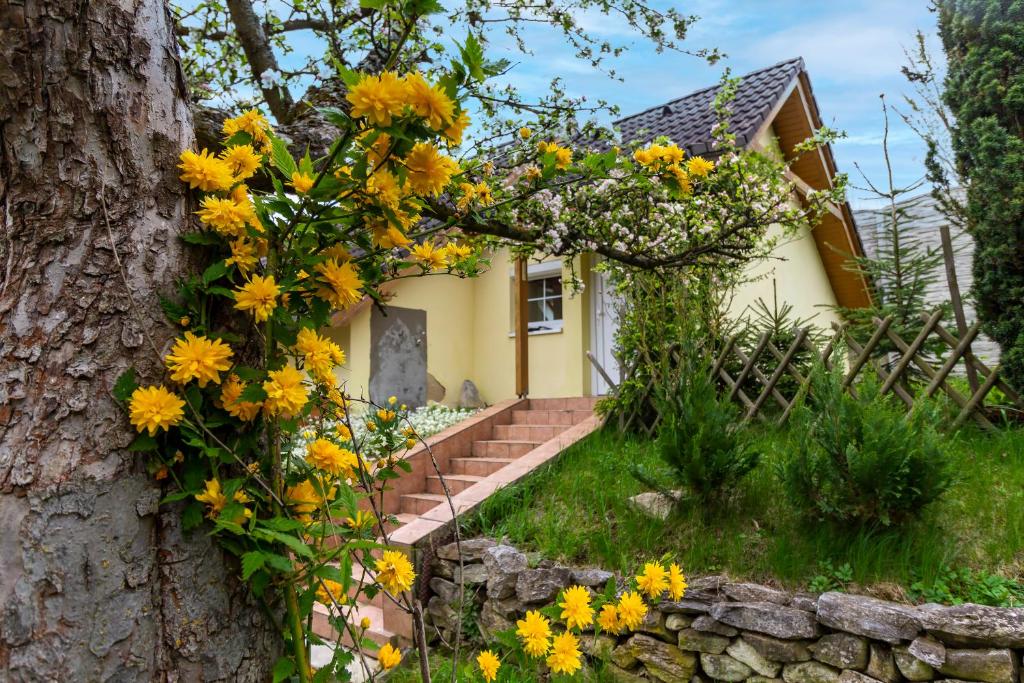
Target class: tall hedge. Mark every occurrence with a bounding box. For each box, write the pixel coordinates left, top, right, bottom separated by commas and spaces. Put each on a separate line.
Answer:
937, 0, 1024, 389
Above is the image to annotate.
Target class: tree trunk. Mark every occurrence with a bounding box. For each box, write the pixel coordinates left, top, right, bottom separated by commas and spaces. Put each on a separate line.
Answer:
0, 1, 278, 680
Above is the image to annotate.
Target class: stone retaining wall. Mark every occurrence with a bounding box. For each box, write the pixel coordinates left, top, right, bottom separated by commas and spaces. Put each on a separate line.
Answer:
423, 538, 1024, 682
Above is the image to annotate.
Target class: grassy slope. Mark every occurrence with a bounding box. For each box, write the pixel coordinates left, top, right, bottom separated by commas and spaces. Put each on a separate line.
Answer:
464, 426, 1024, 595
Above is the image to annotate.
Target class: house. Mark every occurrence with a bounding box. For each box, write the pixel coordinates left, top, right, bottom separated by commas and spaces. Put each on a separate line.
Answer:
326, 57, 871, 407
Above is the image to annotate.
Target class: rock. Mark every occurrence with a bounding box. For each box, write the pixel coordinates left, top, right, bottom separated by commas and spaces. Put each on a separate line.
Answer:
579, 633, 617, 660
606, 664, 648, 683
809, 633, 869, 670
677, 628, 730, 654
749, 678, 785, 683
909, 635, 948, 668
816, 592, 922, 643
866, 643, 900, 683
627, 491, 680, 520
429, 577, 461, 605
743, 632, 812, 663
515, 567, 571, 603
838, 672, 876, 683
458, 379, 485, 409
782, 661, 841, 683
488, 596, 526, 619
919, 604, 1024, 648
690, 615, 739, 637
477, 601, 513, 642
727, 638, 783, 678
436, 537, 496, 561
611, 642, 639, 669
710, 601, 820, 639
482, 545, 527, 599
571, 567, 615, 588
700, 653, 754, 682
426, 595, 458, 630
723, 582, 792, 605
938, 648, 1018, 683
432, 558, 455, 580
789, 594, 820, 612
453, 562, 488, 585
666, 614, 693, 631
426, 372, 446, 402
687, 575, 728, 601
895, 644, 937, 681
638, 609, 673, 642
622, 634, 697, 682
658, 600, 711, 615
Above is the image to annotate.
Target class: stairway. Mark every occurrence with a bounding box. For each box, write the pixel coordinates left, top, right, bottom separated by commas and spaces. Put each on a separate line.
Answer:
310, 397, 598, 662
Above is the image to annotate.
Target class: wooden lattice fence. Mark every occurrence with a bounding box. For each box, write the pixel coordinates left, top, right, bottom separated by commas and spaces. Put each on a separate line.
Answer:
592, 310, 1023, 433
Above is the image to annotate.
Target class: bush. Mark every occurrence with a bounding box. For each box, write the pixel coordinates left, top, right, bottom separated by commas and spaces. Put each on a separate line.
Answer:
644, 347, 760, 503
779, 367, 952, 527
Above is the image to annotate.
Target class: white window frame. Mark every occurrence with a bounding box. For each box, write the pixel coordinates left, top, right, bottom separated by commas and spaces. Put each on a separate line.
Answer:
509, 260, 564, 336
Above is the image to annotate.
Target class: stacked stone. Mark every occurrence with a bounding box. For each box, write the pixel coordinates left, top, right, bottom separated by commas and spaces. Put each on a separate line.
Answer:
423, 539, 1024, 683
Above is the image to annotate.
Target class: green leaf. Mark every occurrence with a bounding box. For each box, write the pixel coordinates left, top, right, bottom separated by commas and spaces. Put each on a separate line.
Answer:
181, 501, 204, 531
263, 553, 294, 574
181, 231, 222, 246
459, 33, 486, 82
128, 433, 158, 452
261, 516, 306, 532
359, 0, 386, 9
270, 135, 298, 178
239, 383, 268, 403
241, 551, 266, 580
113, 369, 138, 402
202, 260, 228, 286
272, 657, 296, 683
257, 528, 315, 558
161, 489, 195, 504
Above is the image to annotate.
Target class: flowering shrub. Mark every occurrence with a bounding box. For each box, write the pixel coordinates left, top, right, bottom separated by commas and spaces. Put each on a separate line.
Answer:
112, 5, 845, 679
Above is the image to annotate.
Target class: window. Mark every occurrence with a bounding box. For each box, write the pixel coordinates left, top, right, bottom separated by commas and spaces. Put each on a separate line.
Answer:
527, 275, 563, 332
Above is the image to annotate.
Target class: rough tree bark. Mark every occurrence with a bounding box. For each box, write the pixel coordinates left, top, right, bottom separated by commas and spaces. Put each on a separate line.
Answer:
0, 1, 278, 680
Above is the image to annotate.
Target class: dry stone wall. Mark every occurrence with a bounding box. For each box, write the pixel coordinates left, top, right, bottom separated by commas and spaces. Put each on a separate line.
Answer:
423, 539, 1024, 682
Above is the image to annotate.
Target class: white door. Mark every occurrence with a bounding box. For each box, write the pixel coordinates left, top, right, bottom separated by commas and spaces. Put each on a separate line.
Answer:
589, 269, 621, 395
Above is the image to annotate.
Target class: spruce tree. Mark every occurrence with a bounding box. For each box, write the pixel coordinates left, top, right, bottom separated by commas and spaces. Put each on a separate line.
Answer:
937, 0, 1024, 389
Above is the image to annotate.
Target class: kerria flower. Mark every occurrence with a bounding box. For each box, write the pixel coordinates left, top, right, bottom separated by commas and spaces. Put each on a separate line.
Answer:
219, 144, 262, 181
558, 585, 594, 630
314, 258, 363, 310
667, 563, 687, 601
315, 578, 346, 605
129, 385, 185, 435
443, 110, 471, 146
403, 72, 455, 131
164, 332, 233, 387
377, 643, 402, 670
346, 71, 407, 126
179, 149, 234, 192
219, 374, 262, 421
687, 155, 714, 177
636, 561, 669, 599
225, 238, 259, 273
234, 274, 280, 322
546, 632, 582, 675
262, 366, 308, 417
290, 171, 315, 194
616, 591, 648, 631
515, 610, 551, 657
222, 109, 272, 151
375, 550, 415, 594
195, 478, 252, 523
477, 650, 500, 682
295, 327, 345, 383
410, 241, 447, 271
196, 195, 248, 237
305, 438, 359, 479
597, 603, 621, 634
403, 143, 458, 196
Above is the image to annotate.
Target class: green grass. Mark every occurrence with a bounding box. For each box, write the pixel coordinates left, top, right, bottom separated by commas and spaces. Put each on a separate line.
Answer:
461, 426, 1024, 599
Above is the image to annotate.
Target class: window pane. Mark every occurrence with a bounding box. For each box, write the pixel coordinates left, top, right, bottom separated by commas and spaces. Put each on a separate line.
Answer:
528, 279, 545, 299
546, 276, 562, 296
547, 296, 563, 321
528, 300, 547, 323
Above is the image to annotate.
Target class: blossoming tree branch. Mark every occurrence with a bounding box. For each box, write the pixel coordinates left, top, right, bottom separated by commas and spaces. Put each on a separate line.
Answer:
107, 3, 845, 682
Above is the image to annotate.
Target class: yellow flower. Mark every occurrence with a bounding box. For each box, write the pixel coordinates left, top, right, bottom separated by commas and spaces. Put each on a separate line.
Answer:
404, 143, 458, 196
597, 603, 621, 634
315, 258, 363, 309
377, 408, 396, 422
519, 127, 532, 139
375, 550, 415, 594
345, 509, 375, 531
195, 479, 253, 523
287, 478, 331, 521
290, 171, 315, 194
220, 374, 262, 421
165, 332, 233, 387
456, 181, 476, 210
306, 438, 359, 478
220, 144, 262, 181
538, 141, 572, 169
482, 161, 494, 176
196, 195, 248, 236
179, 316, 190, 326
371, 222, 413, 249
388, 395, 397, 405
365, 168, 404, 209
129, 385, 185, 435
616, 591, 648, 631
225, 238, 259, 273
377, 643, 402, 670
410, 241, 447, 270
515, 610, 551, 657
315, 579, 346, 605
474, 182, 493, 206
295, 327, 345, 383
558, 585, 594, 630
668, 164, 692, 194
234, 274, 280, 322
667, 563, 687, 601
346, 71, 407, 126
443, 110, 471, 145
636, 562, 669, 599
262, 366, 308, 417
546, 632, 582, 675
336, 423, 352, 440
687, 155, 714, 177
222, 109, 272, 150
231, 185, 263, 231
360, 616, 371, 630
404, 72, 455, 130
477, 650, 500, 682
445, 242, 473, 265
179, 149, 234, 192
633, 147, 655, 166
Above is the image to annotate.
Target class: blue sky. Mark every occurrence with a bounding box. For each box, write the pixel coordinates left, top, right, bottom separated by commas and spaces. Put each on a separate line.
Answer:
476, 0, 944, 208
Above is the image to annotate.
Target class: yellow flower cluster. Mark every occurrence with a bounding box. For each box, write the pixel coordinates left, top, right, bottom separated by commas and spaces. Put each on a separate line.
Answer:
558, 585, 594, 630
305, 438, 359, 479
537, 140, 573, 170
222, 109, 272, 152
262, 366, 308, 417
129, 385, 185, 435
346, 71, 466, 142
234, 274, 280, 322
195, 478, 253, 524
636, 560, 687, 600
219, 374, 263, 421
165, 332, 234, 387
633, 142, 715, 195
476, 650, 500, 682
375, 549, 416, 594
295, 327, 345, 383
314, 258, 363, 310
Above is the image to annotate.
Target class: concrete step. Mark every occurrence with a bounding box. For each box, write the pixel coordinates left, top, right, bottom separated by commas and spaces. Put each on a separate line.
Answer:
312, 601, 394, 651
528, 397, 599, 411
449, 456, 516, 477
492, 423, 569, 441
510, 409, 592, 426
471, 439, 540, 458
425, 473, 484, 496
399, 492, 447, 516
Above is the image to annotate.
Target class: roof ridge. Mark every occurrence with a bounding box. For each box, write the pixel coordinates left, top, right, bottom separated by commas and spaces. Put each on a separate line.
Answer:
613, 56, 804, 127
